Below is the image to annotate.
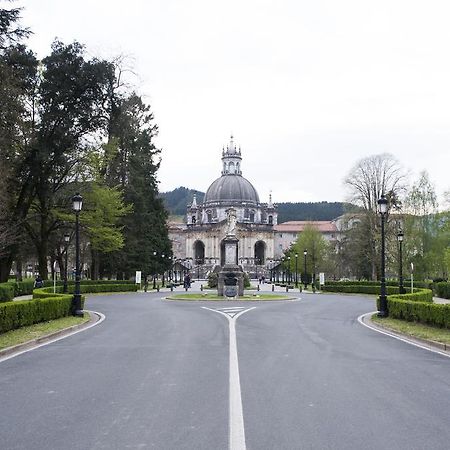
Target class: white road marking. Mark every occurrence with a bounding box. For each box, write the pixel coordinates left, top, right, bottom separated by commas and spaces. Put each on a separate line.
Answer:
203, 306, 255, 450
358, 311, 450, 359
0, 310, 106, 363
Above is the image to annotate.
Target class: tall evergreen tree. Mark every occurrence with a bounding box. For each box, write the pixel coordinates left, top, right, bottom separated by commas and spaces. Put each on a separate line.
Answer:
101, 93, 171, 279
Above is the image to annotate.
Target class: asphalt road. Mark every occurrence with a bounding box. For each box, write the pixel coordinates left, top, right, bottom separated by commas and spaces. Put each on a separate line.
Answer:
1, 291, 450, 450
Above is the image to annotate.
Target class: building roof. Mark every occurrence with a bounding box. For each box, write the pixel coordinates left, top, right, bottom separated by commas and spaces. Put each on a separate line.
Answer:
204, 174, 260, 205
274, 221, 337, 233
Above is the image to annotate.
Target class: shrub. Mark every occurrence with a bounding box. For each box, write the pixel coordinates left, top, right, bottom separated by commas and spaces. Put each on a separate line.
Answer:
243, 272, 250, 288
0, 284, 15, 302
208, 272, 218, 288
387, 298, 450, 328
0, 280, 135, 334
435, 282, 450, 299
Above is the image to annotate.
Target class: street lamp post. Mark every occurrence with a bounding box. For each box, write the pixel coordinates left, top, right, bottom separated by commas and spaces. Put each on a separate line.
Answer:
378, 194, 388, 317
295, 253, 298, 287
63, 233, 70, 294
398, 229, 405, 294
72, 194, 83, 316
152, 251, 157, 289
287, 256, 291, 284
161, 254, 165, 287
303, 249, 308, 289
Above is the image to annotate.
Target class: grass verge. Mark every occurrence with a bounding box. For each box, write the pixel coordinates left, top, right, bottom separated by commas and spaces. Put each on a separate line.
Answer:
0, 315, 90, 351
372, 315, 450, 345
167, 293, 290, 301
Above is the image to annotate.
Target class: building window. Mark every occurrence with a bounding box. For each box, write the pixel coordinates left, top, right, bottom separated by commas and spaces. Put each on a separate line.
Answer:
249, 211, 255, 222
207, 210, 212, 222
268, 215, 273, 225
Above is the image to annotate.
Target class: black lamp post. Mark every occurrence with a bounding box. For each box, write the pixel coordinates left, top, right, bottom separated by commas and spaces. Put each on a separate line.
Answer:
378, 194, 388, 317
72, 193, 83, 316
152, 251, 157, 289
303, 249, 308, 289
398, 229, 405, 294
295, 253, 298, 287
63, 233, 70, 294
161, 253, 165, 286
287, 256, 291, 284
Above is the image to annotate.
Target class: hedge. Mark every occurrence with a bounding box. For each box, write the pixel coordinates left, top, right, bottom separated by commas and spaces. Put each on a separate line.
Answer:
322, 284, 402, 295
435, 282, 450, 299
0, 280, 137, 334
33, 283, 138, 299
0, 294, 84, 333
387, 297, 450, 328
324, 280, 432, 289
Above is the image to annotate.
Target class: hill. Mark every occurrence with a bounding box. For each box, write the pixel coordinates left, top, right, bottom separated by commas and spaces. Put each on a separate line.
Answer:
160, 187, 205, 216
161, 187, 352, 221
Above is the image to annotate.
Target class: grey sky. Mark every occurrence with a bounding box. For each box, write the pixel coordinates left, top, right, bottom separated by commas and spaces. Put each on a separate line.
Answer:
18, 0, 450, 204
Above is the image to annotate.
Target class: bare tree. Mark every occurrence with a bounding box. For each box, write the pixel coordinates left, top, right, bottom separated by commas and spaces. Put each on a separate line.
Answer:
343, 153, 408, 280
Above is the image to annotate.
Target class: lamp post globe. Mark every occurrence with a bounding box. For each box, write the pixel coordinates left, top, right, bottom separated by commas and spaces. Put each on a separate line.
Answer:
377, 194, 388, 317
71, 193, 83, 316
397, 229, 405, 294
303, 249, 308, 289
63, 233, 70, 294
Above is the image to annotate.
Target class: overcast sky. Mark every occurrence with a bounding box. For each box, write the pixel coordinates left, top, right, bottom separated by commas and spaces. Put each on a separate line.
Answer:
17, 0, 450, 204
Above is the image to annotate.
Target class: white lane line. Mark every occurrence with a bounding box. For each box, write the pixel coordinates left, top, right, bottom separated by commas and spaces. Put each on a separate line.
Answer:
203, 306, 255, 450
358, 311, 450, 359
0, 310, 106, 363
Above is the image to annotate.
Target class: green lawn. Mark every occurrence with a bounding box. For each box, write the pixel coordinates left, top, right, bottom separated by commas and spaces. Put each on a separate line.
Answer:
372, 315, 450, 345
0, 315, 90, 351
167, 293, 291, 301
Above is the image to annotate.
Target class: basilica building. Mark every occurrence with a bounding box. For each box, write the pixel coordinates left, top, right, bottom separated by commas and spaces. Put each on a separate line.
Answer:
169, 136, 278, 275
168, 136, 341, 277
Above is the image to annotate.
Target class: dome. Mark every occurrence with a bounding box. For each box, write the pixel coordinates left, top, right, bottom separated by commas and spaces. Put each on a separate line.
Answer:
204, 174, 260, 205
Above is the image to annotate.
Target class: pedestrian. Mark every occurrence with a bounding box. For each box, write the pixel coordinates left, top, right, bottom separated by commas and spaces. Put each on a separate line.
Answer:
34, 274, 43, 288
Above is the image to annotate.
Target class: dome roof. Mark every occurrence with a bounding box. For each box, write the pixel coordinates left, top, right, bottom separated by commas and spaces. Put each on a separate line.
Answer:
204, 174, 260, 205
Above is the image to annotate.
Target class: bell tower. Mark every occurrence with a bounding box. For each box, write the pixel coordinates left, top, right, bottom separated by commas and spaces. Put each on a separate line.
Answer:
221, 135, 242, 175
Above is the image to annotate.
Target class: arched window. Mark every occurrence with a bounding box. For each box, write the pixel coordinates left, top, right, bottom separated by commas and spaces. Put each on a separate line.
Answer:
207, 210, 212, 222
229, 162, 235, 174
249, 210, 255, 222
268, 215, 273, 225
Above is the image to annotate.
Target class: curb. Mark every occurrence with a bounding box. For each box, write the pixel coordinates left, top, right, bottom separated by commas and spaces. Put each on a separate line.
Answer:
359, 311, 450, 357
0, 310, 103, 360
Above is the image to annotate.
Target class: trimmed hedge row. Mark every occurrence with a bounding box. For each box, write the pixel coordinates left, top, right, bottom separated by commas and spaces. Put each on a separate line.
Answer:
322, 284, 402, 296
33, 283, 138, 299
0, 279, 137, 302
324, 280, 432, 289
0, 281, 137, 333
387, 297, 450, 328
0, 294, 84, 333
435, 282, 450, 299
0, 284, 15, 302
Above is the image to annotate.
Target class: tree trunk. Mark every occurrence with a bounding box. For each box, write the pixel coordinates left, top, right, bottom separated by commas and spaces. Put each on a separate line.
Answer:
37, 240, 49, 279
0, 253, 14, 282
91, 248, 99, 280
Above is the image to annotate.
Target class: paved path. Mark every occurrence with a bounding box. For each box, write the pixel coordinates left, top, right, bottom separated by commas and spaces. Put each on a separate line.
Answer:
1, 291, 450, 449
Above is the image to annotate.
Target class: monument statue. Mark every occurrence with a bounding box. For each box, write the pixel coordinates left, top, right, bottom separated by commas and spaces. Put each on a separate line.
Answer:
226, 208, 237, 236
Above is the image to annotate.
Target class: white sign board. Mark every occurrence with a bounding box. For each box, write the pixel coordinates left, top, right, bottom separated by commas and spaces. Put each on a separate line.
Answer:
135, 271, 142, 284
319, 272, 325, 286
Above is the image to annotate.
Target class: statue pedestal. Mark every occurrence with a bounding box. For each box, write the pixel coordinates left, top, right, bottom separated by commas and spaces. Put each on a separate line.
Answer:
218, 235, 244, 297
